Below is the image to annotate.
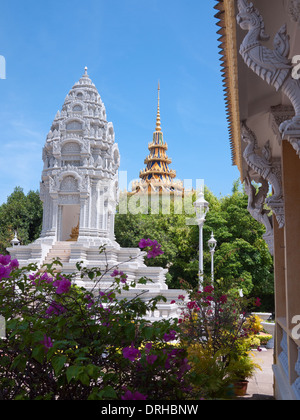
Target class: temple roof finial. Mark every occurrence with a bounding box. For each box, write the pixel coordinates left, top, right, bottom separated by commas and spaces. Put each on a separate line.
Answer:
156, 81, 162, 132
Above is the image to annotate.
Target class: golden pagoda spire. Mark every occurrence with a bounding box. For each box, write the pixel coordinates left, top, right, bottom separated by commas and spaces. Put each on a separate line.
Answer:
156, 81, 162, 132
130, 80, 184, 197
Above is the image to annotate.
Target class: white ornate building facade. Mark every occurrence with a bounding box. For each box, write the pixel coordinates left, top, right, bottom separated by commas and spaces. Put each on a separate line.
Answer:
8, 69, 184, 320
215, 0, 300, 400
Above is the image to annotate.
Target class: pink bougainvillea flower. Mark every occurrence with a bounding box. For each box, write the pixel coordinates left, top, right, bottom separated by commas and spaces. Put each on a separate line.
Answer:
122, 345, 141, 362
85, 294, 95, 309
46, 301, 67, 317
145, 342, 152, 354
187, 301, 198, 310
138, 238, 152, 249
146, 354, 158, 365
203, 285, 214, 294
110, 269, 128, 283
121, 390, 147, 400
0, 255, 11, 265
41, 335, 53, 353
110, 269, 119, 277
9, 259, 19, 269
219, 295, 228, 305
0, 265, 11, 281
53, 278, 71, 295
178, 295, 185, 301
163, 330, 177, 343
31, 272, 54, 287
254, 297, 262, 307
138, 239, 164, 259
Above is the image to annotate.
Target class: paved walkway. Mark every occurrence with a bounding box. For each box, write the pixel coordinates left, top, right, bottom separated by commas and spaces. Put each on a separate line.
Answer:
238, 348, 275, 400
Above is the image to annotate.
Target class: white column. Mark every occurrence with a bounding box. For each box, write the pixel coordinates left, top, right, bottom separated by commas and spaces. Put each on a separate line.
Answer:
199, 221, 204, 290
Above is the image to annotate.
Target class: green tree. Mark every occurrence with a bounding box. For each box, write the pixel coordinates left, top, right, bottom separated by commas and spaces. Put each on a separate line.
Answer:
115, 182, 274, 311
200, 182, 274, 311
0, 187, 43, 254
115, 205, 196, 289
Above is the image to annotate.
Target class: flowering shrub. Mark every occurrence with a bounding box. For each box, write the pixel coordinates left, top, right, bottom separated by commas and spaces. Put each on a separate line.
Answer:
0, 240, 262, 400
176, 282, 261, 399
0, 243, 193, 401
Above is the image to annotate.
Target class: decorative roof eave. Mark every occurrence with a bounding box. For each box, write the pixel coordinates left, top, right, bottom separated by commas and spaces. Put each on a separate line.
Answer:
214, 0, 243, 174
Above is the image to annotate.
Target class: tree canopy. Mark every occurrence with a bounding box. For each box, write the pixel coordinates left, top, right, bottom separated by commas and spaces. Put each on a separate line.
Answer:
0, 187, 43, 254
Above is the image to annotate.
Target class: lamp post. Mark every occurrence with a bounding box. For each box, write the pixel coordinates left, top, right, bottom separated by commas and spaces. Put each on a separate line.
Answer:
193, 191, 209, 290
208, 232, 217, 283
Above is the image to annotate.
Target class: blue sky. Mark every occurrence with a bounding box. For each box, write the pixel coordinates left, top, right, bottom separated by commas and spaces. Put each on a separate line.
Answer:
0, 0, 240, 205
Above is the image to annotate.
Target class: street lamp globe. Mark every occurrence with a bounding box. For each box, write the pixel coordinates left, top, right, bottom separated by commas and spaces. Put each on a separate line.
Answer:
193, 191, 209, 225
208, 232, 217, 254
208, 232, 217, 283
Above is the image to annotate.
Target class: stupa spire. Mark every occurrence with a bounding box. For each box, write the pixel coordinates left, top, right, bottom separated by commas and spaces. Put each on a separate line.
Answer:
130, 83, 183, 196
156, 81, 162, 132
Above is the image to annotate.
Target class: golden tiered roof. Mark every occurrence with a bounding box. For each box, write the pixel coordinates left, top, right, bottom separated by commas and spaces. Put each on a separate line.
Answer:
132, 83, 183, 195
129, 83, 184, 196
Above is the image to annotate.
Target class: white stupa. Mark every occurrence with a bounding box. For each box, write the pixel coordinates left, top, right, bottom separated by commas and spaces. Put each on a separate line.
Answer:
8, 69, 185, 319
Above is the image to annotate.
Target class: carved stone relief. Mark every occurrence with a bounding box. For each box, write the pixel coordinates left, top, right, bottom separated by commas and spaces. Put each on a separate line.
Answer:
244, 175, 274, 255
289, 0, 300, 24
270, 105, 295, 144
237, 0, 300, 152
242, 123, 285, 232
60, 176, 79, 193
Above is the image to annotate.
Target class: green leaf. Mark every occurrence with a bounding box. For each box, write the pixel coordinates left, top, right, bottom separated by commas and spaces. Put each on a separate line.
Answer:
78, 372, 90, 386
11, 354, 27, 372
100, 386, 117, 399
88, 272, 95, 280
17, 281, 25, 293
32, 345, 45, 364
52, 355, 67, 376
32, 331, 45, 344
144, 326, 154, 340
66, 365, 81, 383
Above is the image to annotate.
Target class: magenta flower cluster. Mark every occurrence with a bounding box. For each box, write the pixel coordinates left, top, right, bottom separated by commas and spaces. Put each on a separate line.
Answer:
41, 335, 53, 353
53, 278, 71, 295
138, 239, 164, 259
30, 272, 71, 295
46, 301, 67, 317
121, 390, 147, 400
110, 269, 128, 283
29, 272, 72, 319
145, 342, 158, 365
163, 330, 177, 343
122, 345, 141, 362
0, 255, 19, 281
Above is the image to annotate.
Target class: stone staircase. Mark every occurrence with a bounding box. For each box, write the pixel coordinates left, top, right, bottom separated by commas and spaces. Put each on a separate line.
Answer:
42, 241, 72, 269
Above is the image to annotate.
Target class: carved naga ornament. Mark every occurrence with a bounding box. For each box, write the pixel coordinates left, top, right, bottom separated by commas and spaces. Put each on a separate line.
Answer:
237, 0, 300, 145
244, 175, 274, 255
242, 123, 285, 229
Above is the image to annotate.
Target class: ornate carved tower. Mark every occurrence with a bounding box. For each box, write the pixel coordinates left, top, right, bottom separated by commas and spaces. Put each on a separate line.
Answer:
40, 68, 120, 246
